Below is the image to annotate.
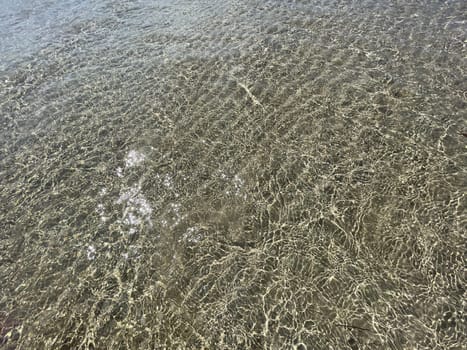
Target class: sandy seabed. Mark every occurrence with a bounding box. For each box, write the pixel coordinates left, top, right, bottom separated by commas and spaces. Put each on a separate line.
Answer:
0, 1, 465, 349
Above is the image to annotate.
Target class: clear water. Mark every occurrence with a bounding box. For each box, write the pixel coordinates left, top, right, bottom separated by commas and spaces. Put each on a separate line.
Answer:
0, 1, 465, 349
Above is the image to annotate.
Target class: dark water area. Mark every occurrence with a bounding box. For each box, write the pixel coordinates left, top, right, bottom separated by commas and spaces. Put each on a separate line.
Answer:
0, 1, 466, 349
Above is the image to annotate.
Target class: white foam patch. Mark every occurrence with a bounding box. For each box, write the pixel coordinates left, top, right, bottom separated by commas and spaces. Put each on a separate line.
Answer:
117, 183, 153, 234
232, 174, 244, 193
116, 166, 123, 177
86, 245, 96, 260
180, 226, 203, 243
124, 149, 146, 168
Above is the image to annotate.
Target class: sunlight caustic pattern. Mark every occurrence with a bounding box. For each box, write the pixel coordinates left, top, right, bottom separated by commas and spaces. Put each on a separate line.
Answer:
0, 0, 465, 349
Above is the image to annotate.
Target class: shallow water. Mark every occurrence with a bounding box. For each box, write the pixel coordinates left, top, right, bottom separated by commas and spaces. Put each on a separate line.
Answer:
0, 1, 466, 349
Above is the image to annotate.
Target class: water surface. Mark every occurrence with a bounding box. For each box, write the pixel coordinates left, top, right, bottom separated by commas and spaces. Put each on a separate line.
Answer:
0, 1, 466, 349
